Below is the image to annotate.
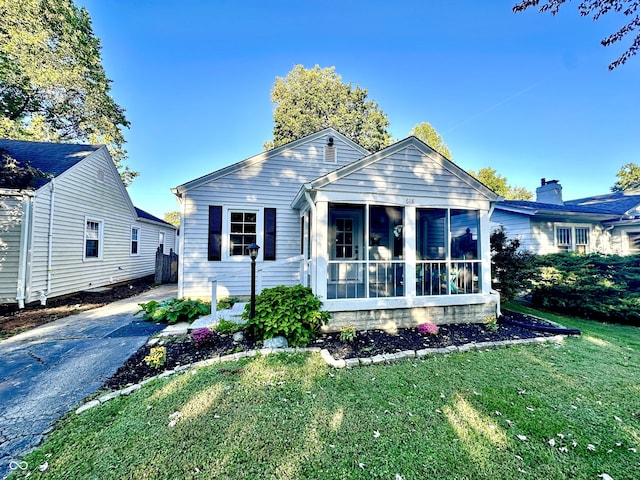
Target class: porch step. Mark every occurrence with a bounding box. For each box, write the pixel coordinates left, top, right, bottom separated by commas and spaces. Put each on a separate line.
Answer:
189, 302, 247, 331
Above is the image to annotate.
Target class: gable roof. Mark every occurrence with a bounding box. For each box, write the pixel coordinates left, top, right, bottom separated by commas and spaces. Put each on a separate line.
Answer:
172, 127, 370, 196
135, 207, 175, 227
292, 136, 501, 208
0, 138, 103, 189
565, 191, 640, 217
497, 190, 640, 220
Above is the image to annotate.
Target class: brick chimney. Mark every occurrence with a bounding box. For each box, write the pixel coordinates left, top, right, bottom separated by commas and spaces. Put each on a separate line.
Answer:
536, 178, 563, 205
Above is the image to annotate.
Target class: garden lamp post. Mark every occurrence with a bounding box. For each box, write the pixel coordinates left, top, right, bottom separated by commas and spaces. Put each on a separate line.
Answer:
248, 243, 260, 319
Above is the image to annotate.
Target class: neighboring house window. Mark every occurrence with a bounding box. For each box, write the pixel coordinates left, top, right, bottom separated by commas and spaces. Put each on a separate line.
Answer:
159, 232, 165, 253
131, 227, 140, 255
575, 227, 589, 254
628, 232, 640, 254
84, 218, 103, 259
555, 225, 590, 253
556, 227, 572, 252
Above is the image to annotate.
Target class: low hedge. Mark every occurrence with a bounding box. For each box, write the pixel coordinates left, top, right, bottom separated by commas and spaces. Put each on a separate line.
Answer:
528, 253, 640, 325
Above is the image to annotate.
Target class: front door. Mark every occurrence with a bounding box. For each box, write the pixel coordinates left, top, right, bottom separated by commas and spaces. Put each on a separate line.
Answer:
329, 206, 363, 283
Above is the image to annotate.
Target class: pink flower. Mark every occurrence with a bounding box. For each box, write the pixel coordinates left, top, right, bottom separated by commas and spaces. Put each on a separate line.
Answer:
417, 322, 439, 335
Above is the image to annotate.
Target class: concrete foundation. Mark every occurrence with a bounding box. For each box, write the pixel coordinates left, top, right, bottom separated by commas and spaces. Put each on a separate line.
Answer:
324, 301, 497, 333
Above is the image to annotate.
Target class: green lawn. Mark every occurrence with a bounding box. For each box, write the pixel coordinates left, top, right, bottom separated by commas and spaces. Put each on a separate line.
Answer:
11, 305, 640, 479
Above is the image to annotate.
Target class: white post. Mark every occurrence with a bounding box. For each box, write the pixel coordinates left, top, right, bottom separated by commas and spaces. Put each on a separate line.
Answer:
210, 279, 218, 321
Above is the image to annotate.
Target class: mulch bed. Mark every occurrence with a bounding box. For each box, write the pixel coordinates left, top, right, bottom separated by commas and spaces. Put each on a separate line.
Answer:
102, 310, 562, 392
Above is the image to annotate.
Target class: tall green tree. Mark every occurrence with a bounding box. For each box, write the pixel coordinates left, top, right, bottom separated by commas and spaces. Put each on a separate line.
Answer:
469, 167, 533, 200
267, 65, 391, 152
409, 122, 453, 160
0, 0, 136, 185
513, 0, 639, 70
612, 162, 640, 191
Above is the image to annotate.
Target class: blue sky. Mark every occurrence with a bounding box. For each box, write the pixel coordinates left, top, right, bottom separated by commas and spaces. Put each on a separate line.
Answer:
78, 0, 640, 219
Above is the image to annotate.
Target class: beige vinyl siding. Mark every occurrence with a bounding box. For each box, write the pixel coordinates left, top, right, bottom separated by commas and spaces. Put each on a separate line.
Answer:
325, 145, 489, 204
180, 136, 364, 298
25, 148, 176, 304
0, 194, 24, 303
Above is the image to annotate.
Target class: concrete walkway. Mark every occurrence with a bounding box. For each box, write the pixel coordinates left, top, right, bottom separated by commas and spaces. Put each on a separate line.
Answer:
0, 284, 177, 479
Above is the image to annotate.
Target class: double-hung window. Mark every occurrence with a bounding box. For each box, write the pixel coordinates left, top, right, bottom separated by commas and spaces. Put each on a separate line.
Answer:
555, 224, 590, 253
229, 211, 257, 256
84, 218, 103, 259
131, 227, 140, 255
207, 206, 276, 261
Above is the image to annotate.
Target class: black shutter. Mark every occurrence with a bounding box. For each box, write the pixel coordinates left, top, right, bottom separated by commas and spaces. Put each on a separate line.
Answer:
208, 206, 222, 261
264, 208, 276, 261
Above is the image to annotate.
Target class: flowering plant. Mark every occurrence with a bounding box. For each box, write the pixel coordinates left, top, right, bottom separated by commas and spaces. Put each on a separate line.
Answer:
417, 322, 439, 335
190, 327, 214, 348
144, 346, 166, 369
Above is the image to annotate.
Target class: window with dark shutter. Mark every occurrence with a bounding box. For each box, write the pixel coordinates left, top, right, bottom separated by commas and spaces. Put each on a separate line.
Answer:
264, 208, 276, 261
208, 206, 222, 261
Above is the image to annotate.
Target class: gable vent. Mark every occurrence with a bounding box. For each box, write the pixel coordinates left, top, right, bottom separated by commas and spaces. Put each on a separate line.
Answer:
324, 144, 336, 164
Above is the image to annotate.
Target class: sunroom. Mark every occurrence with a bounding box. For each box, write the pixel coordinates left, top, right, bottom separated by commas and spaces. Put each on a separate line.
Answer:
291, 137, 501, 331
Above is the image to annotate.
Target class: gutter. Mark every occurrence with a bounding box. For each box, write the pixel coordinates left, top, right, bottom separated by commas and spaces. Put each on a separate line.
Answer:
16, 191, 35, 308
43, 178, 55, 305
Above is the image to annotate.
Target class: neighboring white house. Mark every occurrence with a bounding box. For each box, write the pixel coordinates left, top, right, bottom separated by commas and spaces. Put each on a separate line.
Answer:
492, 178, 640, 255
172, 128, 501, 331
0, 139, 177, 307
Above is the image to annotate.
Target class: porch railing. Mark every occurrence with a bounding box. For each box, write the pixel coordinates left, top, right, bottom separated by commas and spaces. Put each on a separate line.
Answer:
416, 260, 480, 296
326, 259, 481, 299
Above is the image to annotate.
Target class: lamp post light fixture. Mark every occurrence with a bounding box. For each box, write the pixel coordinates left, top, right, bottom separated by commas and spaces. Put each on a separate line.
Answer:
248, 243, 260, 319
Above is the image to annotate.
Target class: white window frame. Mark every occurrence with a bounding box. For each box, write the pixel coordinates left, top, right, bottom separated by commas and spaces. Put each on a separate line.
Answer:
222, 206, 263, 261
627, 231, 640, 254
84, 217, 104, 260
131, 226, 140, 256
554, 223, 591, 253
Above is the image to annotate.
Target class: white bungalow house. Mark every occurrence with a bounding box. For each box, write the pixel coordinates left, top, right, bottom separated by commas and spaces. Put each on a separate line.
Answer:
173, 128, 501, 331
0, 139, 177, 307
492, 178, 640, 255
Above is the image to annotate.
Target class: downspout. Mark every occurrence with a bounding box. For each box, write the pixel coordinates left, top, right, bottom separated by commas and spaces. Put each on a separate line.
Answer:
42, 178, 55, 305
16, 192, 34, 308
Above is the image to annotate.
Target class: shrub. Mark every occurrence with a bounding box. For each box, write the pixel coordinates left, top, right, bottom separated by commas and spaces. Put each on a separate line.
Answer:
339, 324, 356, 342
490, 226, 535, 302
528, 253, 640, 325
190, 327, 215, 348
144, 346, 166, 369
136, 298, 211, 324
417, 322, 439, 335
214, 319, 244, 334
242, 285, 330, 347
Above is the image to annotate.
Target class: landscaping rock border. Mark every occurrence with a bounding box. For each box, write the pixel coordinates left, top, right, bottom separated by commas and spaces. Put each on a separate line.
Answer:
75, 334, 566, 414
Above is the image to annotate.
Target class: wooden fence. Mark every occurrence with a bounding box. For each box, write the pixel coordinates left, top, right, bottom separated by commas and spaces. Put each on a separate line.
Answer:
155, 248, 178, 284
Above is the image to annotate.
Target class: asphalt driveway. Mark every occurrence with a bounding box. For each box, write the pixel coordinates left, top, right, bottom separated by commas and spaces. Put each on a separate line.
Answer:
0, 284, 177, 478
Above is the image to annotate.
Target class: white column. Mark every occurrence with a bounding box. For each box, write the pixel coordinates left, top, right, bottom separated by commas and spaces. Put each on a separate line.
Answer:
479, 208, 492, 294
315, 201, 328, 300
404, 205, 416, 298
